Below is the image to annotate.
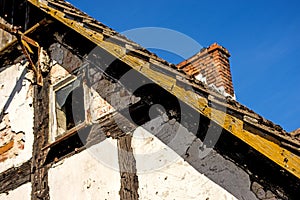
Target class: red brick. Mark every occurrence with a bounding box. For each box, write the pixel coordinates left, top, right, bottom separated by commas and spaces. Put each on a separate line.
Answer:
177, 43, 234, 96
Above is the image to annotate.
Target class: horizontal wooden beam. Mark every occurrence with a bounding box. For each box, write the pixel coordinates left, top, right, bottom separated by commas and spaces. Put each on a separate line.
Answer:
42, 122, 86, 151
0, 160, 31, 193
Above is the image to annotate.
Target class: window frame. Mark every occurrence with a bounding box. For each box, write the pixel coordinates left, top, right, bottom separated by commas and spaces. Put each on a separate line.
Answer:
48, 72, 91, 144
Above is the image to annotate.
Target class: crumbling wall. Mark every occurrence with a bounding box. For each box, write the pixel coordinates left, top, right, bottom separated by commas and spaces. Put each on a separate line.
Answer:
0, 113, 25, 162
44, 55, 284, 199
0, 19, 291, 199
44, 63, 243, 199
0, 62, 34, 173
0, 52, 284, 200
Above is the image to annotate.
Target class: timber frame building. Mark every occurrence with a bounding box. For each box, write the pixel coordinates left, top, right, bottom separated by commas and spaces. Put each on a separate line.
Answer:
0, 0, 300, 199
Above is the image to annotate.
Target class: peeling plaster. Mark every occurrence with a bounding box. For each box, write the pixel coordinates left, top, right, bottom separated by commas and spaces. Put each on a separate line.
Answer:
0, 63, 34, 173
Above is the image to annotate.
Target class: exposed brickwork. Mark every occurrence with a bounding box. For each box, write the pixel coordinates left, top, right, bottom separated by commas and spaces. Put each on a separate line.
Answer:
0, 113, 25, 162
177, 43, 234, 97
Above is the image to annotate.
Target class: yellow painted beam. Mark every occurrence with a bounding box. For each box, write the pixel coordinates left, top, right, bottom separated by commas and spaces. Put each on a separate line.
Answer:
28, 0, 300, 179
172, 84, 300, 176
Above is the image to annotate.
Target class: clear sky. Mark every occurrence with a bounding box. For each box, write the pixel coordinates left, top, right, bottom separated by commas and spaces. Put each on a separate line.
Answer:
68, 0, 300, 132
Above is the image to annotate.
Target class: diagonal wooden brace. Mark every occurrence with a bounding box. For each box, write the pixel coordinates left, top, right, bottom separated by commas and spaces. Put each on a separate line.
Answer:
0, 22, 43, 86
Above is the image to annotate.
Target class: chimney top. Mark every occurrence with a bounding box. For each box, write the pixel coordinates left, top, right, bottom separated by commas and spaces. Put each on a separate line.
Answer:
207, 43, 231, 57
177, 43, 235, 98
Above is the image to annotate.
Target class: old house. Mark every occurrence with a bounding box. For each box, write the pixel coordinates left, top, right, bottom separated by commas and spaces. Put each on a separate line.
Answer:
0, 0, 300, 199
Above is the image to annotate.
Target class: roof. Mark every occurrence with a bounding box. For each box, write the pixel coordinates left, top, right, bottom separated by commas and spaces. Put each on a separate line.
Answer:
1, 0, 300, 179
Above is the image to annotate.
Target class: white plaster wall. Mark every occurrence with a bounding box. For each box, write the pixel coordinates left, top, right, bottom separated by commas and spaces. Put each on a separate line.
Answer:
49, 61, 70, 85
0, 63, 34, 173
89, 87, 115, 123
48, 138, 120, 200
0, 183, 31, 200
132, 126, 237, 200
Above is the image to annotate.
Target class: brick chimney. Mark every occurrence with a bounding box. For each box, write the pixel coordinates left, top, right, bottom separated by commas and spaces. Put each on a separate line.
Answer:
177, 43, 235, 98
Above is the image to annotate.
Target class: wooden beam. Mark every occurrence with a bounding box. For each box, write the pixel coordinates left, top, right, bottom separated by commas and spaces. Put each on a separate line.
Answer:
0, 18, 52, 54
42, 122, 86, 151
0, 160, 31, 194
118, 134, 139, 200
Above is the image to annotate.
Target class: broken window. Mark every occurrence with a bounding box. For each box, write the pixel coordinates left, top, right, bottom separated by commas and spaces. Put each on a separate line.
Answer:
50, 75, 87, 142
55, 77, 85, 135
48, 64, 115, 144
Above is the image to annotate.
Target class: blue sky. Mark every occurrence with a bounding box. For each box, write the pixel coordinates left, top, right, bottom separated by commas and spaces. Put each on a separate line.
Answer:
68, 0, 300, 132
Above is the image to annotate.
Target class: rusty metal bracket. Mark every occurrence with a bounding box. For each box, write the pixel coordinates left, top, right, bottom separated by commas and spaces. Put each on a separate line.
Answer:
0, 22, 43, 86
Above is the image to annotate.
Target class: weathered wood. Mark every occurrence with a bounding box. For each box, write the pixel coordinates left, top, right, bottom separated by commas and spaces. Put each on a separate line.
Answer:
0, 160, 31, 194
118, 134, 139, 200
43, 110, 137, 165
31, 76, 50, 200
42, 122, 86, 150
94, 112, 137, 139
